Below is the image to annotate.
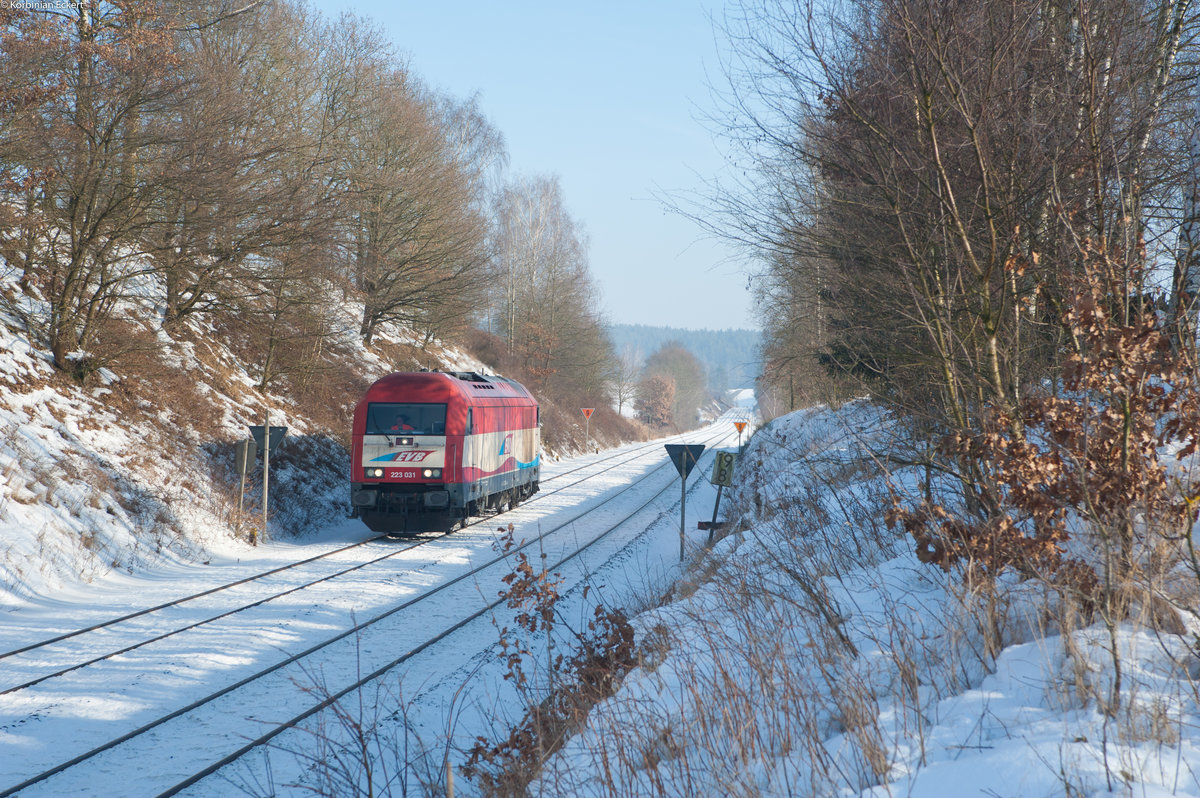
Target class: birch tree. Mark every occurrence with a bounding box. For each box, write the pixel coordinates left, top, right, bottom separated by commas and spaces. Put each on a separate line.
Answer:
489, 175, 614, 400
1172, 87, 1200, 344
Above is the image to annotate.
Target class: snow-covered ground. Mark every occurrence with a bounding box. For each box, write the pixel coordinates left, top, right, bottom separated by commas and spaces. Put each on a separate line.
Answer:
0, 280, 484, 607
0, 408, 748, 796
532, 402, 1200, 798
6, 268, 1200, 798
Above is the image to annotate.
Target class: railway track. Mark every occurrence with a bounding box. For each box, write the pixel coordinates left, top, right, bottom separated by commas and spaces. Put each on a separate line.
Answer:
0, 422, 739, 797
0, 427, 702, 678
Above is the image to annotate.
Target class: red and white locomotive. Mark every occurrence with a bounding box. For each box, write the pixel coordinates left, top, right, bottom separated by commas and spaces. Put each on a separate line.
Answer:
350, 370, 540, 531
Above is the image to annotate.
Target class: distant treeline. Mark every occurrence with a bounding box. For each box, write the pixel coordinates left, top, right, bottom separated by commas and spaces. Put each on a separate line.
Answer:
609, 324, 760, 392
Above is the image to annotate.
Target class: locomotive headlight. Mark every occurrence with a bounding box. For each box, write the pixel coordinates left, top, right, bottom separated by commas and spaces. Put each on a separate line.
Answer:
422, 468, 442, 478
365, 467, 385, 479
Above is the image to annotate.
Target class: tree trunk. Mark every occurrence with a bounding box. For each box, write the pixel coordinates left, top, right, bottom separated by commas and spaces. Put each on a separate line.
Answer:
360, 309, 376, 347
1172, 88, 1200, 348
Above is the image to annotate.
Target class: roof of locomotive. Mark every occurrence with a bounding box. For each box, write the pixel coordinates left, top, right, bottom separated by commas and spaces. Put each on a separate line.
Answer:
365, 370, 535, 402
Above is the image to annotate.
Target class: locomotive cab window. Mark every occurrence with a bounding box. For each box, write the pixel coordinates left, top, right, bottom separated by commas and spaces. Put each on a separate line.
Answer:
366, 403, 447, 436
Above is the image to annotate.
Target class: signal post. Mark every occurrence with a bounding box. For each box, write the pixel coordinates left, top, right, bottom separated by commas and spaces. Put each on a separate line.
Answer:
664, 444, 705, 560
734, 420, 748, 451
581, 407, 594, 451
246, 418, 287, 545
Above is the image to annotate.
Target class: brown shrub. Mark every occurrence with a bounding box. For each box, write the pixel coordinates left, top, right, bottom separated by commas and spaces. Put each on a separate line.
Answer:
889, 251, 1199, 626
462, 528, 637, 795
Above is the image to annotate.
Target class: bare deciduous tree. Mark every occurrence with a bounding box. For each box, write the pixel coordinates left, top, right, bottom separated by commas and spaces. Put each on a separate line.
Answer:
642, 342, 708, 430
610, 348, 641, 416
712, 0, 1197, 506
340, 45, 490, 347
145, 1, 337, 328
1, 2, 184, 373
488, 175, 613, 400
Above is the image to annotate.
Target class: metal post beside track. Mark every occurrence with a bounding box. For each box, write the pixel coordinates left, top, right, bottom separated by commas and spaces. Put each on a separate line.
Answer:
261, 406, 269, 545
664, 444, 705, 561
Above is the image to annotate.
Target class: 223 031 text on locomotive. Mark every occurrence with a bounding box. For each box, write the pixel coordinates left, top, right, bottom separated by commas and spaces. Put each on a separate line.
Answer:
349, 370, 540, 532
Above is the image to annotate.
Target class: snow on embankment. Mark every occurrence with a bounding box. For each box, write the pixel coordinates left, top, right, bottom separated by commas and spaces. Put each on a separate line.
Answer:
0, 275, 482, 606
532, 401, 1200, 798
0, 334, 182, 602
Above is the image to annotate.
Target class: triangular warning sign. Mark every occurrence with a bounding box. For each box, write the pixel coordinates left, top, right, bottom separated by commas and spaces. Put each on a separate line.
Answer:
664, 444, 705, 479
581, 407, 595, 419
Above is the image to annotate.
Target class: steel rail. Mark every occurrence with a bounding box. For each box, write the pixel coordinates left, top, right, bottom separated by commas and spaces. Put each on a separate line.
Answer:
0, 425, 735, 798
157, 429, 735, 798
0, 429, 694, 668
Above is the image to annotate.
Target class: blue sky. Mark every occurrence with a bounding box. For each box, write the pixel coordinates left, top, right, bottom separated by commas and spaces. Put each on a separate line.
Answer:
310, 0, 757, 331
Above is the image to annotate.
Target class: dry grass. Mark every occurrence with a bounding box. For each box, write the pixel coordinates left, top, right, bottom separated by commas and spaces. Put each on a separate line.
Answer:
497, 408, 1200, 798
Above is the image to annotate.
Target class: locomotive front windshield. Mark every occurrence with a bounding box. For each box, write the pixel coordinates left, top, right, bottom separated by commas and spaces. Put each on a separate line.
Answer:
365, 403, 448, 436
